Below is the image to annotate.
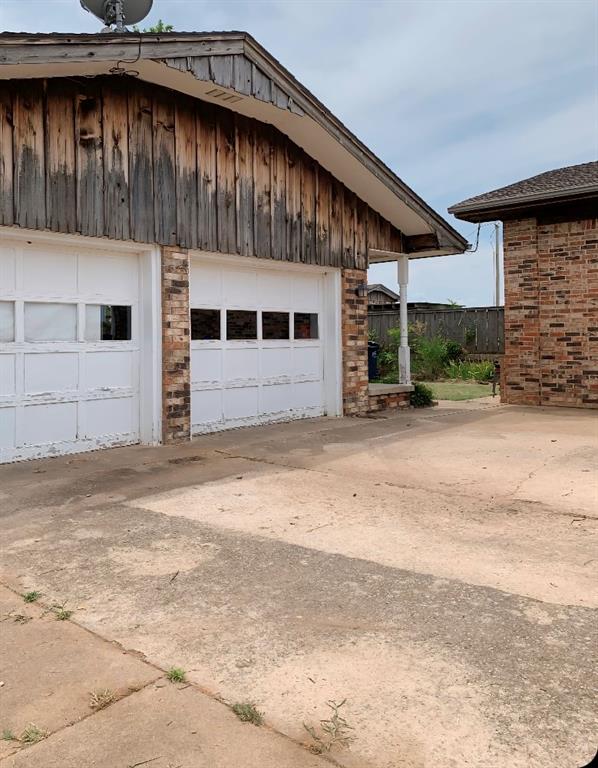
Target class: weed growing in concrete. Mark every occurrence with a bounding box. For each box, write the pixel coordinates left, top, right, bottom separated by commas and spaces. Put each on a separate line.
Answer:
52, 603, 73, 621
231, 702, 264, 726
166, 667, 186, 683
2, 729, 16, 741
19, 724, 48, 745
304, 699, 354, 754
23, 591, 41, 603
89, 688, 115, 710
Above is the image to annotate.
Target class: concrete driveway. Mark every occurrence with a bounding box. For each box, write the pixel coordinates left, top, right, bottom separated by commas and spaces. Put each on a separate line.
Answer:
1, 399, 596, 768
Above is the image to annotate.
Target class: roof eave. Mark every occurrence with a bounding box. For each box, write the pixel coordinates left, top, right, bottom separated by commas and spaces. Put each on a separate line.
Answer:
449, 187, 598, 223
0, 31, 467, 254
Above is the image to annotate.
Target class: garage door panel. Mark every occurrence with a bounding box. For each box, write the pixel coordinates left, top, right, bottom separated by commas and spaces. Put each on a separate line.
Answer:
191, 348, 222, 384
24, 353, 78, 394
192, 389, 222, 426
0, 246, 17, 293
224, 348, 258, 382
260, 272, 292, 309
293, 275, 320, 311
86, 397, 137, 439
293, 346, 322, 379
0, 355, 16, 396
260, 383, 292, 415
23, 250, 77, 296
223, 386, 259, 420
0, 408, 16, 449
23, 402, 78, 445
190, 264, 222, 307
261, 346, 292, 379
79, 253, 138, 299
294, 380, 323, 409
223, 269, 257, 307
86, 351, 135, 390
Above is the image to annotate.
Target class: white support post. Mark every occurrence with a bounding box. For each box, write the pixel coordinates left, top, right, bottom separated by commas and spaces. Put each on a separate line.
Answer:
397, 254, 411, 385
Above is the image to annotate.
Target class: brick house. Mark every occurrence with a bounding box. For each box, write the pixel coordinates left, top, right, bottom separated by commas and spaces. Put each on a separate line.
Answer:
450, 162, 598, 408
0, 32, 466, 463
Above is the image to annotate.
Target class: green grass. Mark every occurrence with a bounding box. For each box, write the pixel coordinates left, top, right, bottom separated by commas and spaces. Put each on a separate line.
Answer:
23, 591, 41, 603
231, 702, 264, 725
166, 667, 186, 683
53, 604, 73, 621
421, 380, 496, 401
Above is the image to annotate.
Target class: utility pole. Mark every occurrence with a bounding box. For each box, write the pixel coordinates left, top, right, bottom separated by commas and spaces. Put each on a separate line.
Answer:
494, 222, 500, 306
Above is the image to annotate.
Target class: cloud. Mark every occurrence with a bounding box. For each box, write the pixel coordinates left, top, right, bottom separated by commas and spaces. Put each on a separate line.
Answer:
1, 0, 596, 305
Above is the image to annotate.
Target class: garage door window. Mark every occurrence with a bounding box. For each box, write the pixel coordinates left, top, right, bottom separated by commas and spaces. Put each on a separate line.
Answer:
24, 302, 77, 342
0, 301, 15, 342
262, 311, 289, 340
191, 308, 220, 340
294, 312, 319, 340
85, 305, 131, 342
227, 310, 257, 340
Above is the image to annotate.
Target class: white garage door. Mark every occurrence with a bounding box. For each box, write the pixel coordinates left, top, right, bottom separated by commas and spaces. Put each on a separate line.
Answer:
0, 237, 142, 463
190, 257, 332, 434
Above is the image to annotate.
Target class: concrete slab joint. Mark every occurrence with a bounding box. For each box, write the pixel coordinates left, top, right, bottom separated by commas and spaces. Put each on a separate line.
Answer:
161, 247, 191, 444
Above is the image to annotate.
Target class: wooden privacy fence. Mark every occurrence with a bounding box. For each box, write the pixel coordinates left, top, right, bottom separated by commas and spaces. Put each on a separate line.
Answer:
369, 307, 505, 355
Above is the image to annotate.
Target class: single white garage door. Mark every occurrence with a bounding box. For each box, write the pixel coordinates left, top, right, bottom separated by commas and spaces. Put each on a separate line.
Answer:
190, 257, 334, 433
0, 237, 142, 463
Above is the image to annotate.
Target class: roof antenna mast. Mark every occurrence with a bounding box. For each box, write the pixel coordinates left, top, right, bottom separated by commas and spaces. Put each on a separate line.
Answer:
79, 0, 153, 33
106, 0, 126, 32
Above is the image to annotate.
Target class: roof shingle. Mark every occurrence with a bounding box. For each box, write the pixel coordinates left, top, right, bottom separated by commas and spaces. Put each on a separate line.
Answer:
450, 161, 598, 216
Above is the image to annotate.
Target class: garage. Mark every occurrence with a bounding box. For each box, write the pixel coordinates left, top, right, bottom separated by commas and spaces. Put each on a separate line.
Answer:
190, 255, 341, 434
0, 234, 160, 463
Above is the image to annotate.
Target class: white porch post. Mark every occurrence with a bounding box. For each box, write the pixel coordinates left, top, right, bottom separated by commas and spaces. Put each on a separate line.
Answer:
397, 254, 411, 385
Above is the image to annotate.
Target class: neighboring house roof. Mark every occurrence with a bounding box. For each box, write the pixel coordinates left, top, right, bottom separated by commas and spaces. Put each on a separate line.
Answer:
367, 284, 399, 301
0, 31, 468, 260
449, 161, 598, 222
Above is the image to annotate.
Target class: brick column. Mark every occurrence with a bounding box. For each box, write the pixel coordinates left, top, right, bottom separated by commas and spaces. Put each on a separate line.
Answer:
161, 247, 191, 443
502, 218, 541, 405
341, 268, 369, 415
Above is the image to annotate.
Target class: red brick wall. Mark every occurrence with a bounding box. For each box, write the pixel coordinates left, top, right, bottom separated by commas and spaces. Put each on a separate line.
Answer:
368, 392, 410, 413
341, 269, 369, 415
161, 247, 191, 442
502, 216, 598, 408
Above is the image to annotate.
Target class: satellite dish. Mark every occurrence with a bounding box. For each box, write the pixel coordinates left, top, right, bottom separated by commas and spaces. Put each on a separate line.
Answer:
80, 0, 153, 31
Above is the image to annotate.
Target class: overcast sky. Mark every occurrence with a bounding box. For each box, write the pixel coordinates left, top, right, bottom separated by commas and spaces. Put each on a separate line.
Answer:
2, 0, 597, 306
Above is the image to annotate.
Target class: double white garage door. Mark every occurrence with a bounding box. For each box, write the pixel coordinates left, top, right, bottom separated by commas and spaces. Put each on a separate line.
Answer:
0, 234, 340, 462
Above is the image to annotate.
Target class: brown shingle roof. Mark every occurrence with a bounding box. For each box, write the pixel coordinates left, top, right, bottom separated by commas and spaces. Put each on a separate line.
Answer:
449, 161, 598, 221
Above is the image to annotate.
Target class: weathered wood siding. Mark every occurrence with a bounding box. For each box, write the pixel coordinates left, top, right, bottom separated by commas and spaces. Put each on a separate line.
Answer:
0, 76, 405, 268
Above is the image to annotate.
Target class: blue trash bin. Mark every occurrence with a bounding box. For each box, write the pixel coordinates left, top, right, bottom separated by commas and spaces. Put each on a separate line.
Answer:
368, 341, 380, 381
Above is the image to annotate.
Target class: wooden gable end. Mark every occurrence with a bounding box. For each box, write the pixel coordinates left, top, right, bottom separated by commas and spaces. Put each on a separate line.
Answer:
0, 76, 405, 268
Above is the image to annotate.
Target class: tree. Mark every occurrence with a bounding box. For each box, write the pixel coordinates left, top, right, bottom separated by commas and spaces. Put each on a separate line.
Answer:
134, 19, 174, 32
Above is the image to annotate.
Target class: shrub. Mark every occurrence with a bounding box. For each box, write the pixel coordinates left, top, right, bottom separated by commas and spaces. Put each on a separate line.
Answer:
445, 360, 494, 382
410, 382, 434, 407
412, 337, 448, 380
445, 340, 464, 362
